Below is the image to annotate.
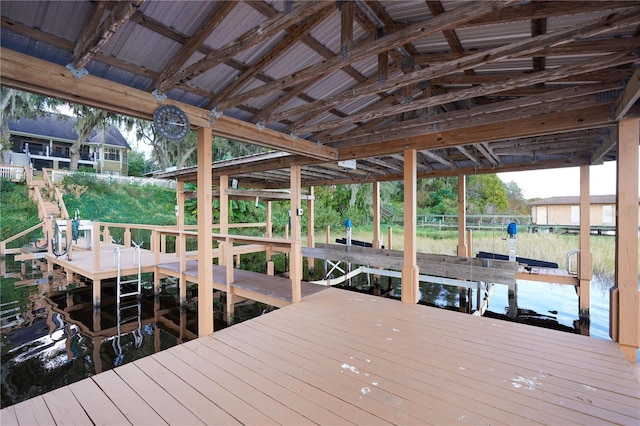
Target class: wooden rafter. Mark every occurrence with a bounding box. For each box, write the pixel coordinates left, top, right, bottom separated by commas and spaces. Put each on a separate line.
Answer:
298, 50, 635, 134
207, 4, 334, 109
154, 1, 330, 94
216, 1, 514, 111
322, 81, 623, 145
0, 48, 337, 161
422, 150, 455, 169
271, 7, 640, 128
615, 66, 640, 120
591, 128, 618, 165
152, 1, 236, 91
336, 104, 615, 160
71, 0, 142, 71
531, 0, 547, 74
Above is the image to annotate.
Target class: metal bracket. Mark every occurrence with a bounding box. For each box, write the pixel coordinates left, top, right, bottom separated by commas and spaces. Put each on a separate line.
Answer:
290, 132, 297, 140
208, 108, 223, 126
152, 89, 167, 102
65, 63, 88, 79
256, 122, 265, 131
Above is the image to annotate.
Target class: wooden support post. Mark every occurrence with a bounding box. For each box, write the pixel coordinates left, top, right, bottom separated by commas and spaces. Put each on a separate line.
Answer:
66, 219, 73, 261
103, 226, 110, 245
124, 227, 131, 248
179, 274, 186, 306
219, 175, 229, 267
265, 200, 273, 262
93, 278, 101, 309
325, 225, 331, 244
153, 270, 160, 297
466, 229, 473, 257
373, 181, 382, 249
402, 149, 419, 304
290, 165, 302, 303
225, 237, 235, 325
578, 165, 592, 335
457, 175, 467, 257
197, 127, 214, 337
611, 118, 639, 363
387, 226, 393, 251
92, 221, 100, 272
307, 186, 316, 277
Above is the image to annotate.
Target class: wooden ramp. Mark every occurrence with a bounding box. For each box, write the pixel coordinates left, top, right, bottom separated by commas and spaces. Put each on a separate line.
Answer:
158, 260, 327, 307
3, 288, 638, 425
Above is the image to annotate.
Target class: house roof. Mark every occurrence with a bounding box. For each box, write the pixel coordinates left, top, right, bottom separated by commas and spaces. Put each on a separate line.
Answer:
529, 195, 623, 205
8, 114, 131, 149
1, 1, 639, 188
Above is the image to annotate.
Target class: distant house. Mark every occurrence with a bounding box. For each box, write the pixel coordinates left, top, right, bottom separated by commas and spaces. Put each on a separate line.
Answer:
7, 113, 131, 176
530, 195, 640, 227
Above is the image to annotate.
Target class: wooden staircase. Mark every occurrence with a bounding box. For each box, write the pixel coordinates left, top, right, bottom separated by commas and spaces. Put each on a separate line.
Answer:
29, 170, 69, 220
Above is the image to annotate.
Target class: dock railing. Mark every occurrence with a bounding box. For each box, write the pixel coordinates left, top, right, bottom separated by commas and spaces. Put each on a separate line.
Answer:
153, 227, 300, 301
0, 221, 45, 256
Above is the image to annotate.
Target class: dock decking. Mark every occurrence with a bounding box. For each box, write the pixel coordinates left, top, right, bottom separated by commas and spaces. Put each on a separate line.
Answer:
2, 287, 638, 425
158, 260, 327, 307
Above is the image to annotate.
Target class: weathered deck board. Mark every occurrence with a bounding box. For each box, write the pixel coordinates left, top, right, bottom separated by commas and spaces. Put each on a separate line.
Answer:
158, 260, 327, 305
3, 288, 639, 425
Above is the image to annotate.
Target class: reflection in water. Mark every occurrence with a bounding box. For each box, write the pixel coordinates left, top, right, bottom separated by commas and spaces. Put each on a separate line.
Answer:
0, 258, 195, 408
335, 269, 631, 342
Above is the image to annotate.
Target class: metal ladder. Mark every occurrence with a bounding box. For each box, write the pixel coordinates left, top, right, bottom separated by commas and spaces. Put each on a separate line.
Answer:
112, 243, 143, 366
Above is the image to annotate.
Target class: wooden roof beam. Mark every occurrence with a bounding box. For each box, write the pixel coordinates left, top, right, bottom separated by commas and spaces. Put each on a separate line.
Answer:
295, 48, 637, 134
71, 0, 142, 71
218, 1, 515, 111
474, 143, 501, 166
0, 48, 337, 161
615, 66, 640, 120
152, 1, 236, 91
323, 81, 622, 145
591, 128, 618, 165
208, 4, 334, 110
154, 1, 330, 95
456, 146, 481, 165
422, 150, 456, 169
337, 104, 617, 160
270, 8, 640, 128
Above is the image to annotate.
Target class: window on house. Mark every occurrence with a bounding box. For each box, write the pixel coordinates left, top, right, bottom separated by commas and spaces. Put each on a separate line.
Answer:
104, 148, 120, 161
570, 205, 579, 223
602, 205, 613, 224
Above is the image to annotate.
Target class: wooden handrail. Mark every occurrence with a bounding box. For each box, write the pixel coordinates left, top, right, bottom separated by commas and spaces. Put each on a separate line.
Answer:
31, 187, 49, 220
0, 221, 45, 256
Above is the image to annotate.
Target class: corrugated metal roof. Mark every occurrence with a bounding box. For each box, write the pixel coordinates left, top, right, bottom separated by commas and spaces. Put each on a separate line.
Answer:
2, 0, 638, 186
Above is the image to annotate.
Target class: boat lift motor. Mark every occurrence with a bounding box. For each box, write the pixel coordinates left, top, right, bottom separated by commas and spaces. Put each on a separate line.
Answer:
507, 222, 518, 262
345, 218, 352, 252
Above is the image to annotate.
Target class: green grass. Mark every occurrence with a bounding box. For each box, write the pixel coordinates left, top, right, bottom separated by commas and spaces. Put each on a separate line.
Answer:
0, 180, 41, 245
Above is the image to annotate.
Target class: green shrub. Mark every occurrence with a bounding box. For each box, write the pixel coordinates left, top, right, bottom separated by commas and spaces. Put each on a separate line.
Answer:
0, 179, 40, 243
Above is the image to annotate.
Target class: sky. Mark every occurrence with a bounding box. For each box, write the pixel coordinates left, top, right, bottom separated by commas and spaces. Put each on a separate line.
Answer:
497, 161, 625, 200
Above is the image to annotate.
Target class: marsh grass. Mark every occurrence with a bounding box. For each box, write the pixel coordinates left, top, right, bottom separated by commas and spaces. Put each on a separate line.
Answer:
331, 226, 627, 277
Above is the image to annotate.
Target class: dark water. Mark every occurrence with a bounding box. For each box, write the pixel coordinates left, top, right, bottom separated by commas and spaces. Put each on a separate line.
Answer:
0, 258, 197, 408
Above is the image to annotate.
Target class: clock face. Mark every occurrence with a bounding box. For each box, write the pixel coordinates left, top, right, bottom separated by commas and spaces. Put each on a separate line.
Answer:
153, 104, 190, 141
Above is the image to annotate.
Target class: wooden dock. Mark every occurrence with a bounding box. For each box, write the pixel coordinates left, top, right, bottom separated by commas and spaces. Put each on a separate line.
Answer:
3, 287, 638, 425
158, 260, 327, 308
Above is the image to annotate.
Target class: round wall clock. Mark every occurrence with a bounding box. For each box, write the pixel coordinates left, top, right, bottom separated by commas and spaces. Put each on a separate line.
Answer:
153, 104, 190, 141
